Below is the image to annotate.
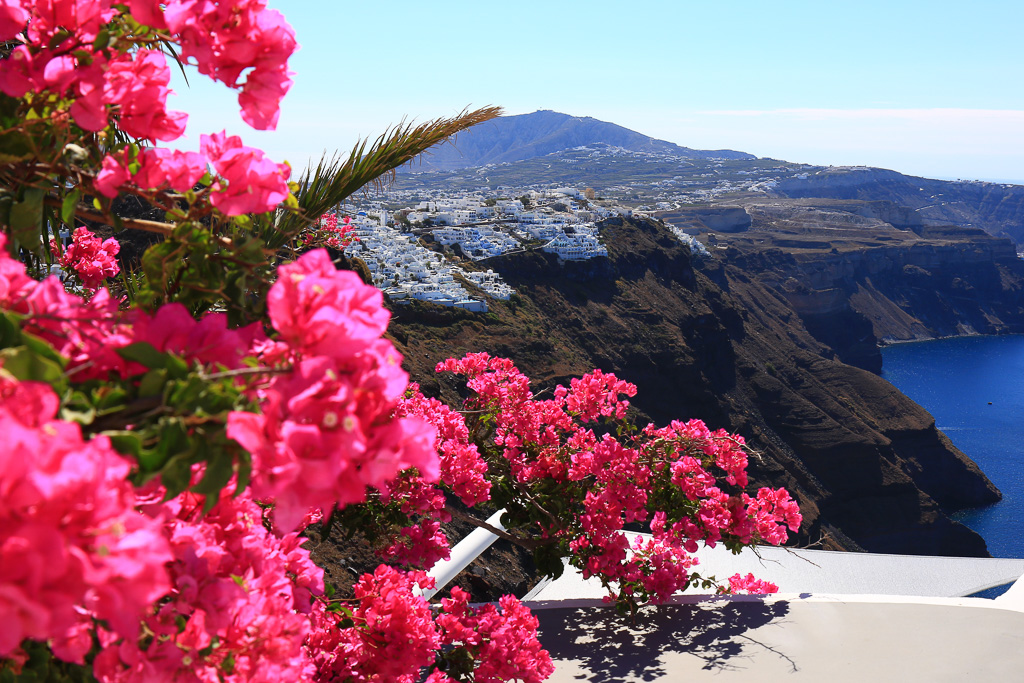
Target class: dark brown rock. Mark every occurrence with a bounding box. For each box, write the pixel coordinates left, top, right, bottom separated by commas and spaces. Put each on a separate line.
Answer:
387, 215, 1002, 559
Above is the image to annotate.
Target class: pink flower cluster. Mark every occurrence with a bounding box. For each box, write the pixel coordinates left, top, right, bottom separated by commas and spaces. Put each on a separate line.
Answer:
94, 488, 322, 682
0, 0, 296, 134
301, 213, 354, 250
95, 131, 290, 216
4, 239, 433, 531
201, 130, 292, 215
398, 385, 490, 506
726, 573, 779, 595
0, 32, 186, 141
306, 570, 552, 683
95, 147, 207, 198
2, 233, 261, 381
3, 233, 137, 381
376, 472, 452, 568
0, 376, 171, 660
306, 566, 440, 683
335, 385, 493, 570
0, 1, 294, 212
129, 0, 297, 130
131, 302, 265, 370
52, 226, 120, 290
227, 249, 438, 531
436, 353, 803, 604
438, 588, 554, 683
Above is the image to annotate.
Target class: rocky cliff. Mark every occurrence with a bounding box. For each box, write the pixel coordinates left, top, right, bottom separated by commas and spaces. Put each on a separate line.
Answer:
385, 216, 1003, 558
698, 200, 1024, 373
774, 167, 1024, 244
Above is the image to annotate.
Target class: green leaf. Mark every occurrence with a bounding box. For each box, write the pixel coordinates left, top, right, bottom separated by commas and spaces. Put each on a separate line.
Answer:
159, 450, 194, 499
20, 329, 67, 367
533, 544, 566, 580
0, 130, 35, 164
136, 446, 166, 475
93, 28, 110, 49
138, 368, 167, 397
192, 448, 234, 511
60, 390, 96, 425
167, 375, 204, 408
61, 189, 81, 225
8, 186, 45, 247
141, 240, 181, 295
234, 450, 252, 494
0, 311, 22, 349
117, 341, 168, 369
107, 431, 143, 458
48, 29, 70, 48
172, 221, 195, 240
165, 353, 190, 379
0, 345, 67, 392
96, 386, 128, 412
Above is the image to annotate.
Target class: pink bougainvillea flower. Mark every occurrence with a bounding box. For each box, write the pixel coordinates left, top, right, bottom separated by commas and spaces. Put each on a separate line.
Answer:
56, 227, 120, 290
132, 148, 208, 193
727, 572, 779, 595
126, 0, 167, 29
163, 0, 297, 131
104, 49, 187, 142
266, 248, 391, 361
0, 0, 29, 41
94, 153, 130, 198
129, 303, 264, 370
238, 62, 292, 130
0, 378, 172, 658
200, 130, 290, 215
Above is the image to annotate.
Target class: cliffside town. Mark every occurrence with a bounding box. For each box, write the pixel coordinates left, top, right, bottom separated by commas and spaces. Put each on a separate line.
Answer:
335, 187, 614, 311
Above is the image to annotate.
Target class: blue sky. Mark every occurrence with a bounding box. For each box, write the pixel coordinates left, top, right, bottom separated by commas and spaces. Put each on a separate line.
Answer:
170, 0, 1024, 182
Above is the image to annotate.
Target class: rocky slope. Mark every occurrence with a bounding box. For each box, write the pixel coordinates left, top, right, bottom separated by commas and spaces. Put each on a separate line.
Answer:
384, 216, 1004, 558
676, 198, 1024, 373
405, 110, 754, 171
774, 167, 1024, 244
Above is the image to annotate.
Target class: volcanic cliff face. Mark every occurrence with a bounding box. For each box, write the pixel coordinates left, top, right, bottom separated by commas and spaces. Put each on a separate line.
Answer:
691, 200, 1024, 373
774, 167, 1024, 244
386, 216, 1002, 558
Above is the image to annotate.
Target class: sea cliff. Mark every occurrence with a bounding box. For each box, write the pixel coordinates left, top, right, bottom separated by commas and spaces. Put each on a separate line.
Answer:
386, 215, 1007, 558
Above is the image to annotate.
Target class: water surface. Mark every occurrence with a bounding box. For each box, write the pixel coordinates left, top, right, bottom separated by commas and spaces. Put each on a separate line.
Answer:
881, 335, 1024, 558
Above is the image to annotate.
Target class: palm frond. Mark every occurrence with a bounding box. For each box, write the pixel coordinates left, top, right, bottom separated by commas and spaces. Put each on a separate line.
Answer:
264, 106, 502, 245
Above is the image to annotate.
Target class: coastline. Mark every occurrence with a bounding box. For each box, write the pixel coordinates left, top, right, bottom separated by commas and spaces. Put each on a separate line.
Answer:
881, 336, 1024, 558
878, 331, 1024, 347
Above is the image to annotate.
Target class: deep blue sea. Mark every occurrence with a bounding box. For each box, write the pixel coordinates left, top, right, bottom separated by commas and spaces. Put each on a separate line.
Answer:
881, 335, 1024, 559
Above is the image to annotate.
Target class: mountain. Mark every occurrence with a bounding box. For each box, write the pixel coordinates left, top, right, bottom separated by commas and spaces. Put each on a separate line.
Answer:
404, 110, 755, 172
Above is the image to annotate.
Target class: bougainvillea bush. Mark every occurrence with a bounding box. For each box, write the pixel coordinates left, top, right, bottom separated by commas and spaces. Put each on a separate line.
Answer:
0, 2, 800, 682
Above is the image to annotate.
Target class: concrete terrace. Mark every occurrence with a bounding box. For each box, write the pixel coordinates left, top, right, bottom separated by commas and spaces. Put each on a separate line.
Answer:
527, 543, 1024, 680
427, 523, 1024, 682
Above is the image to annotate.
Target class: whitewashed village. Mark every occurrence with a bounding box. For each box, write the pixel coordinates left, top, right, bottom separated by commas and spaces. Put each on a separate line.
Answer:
334, 187, 626, 312
326, 141, 831, 311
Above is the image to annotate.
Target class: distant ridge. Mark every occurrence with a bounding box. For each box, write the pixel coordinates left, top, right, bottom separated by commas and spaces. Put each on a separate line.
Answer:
403, 110, 755, 172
